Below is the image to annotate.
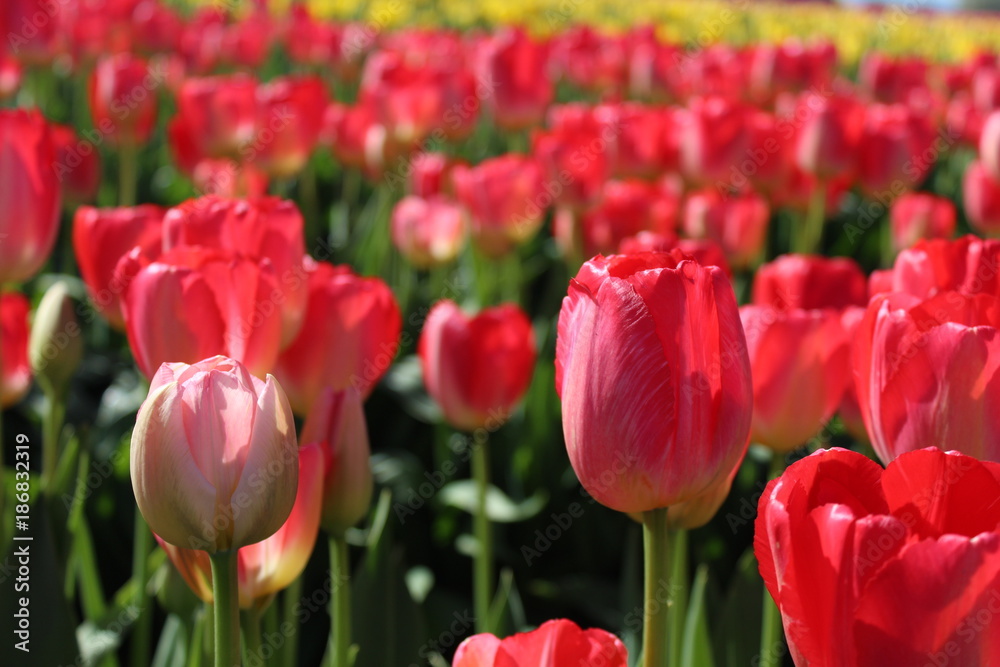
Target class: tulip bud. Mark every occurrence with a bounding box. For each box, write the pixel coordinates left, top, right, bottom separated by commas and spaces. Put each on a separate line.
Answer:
131, 356, 298, 553
29, 281, 83, 397
302, 387, 373, 537
454, 619, 628, 666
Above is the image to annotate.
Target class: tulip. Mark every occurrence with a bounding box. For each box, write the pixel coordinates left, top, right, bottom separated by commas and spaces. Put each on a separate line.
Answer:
29, 280, 82, 399
454, 619, 628, 667
856, 104, 935, 195
618, 234, 733, 278
556, 252, 752, 513
131, 355, 298, 553
756, 446, 1000, 666
751, 254, 868, 311
88, 53, 159, 146
680, 96, 749, 186
3, 0, 62, 64
274, 261, 401, 416
390, 195, 466, 269
73, 205, 165, 330
555, 179, 680, 258
174, 74, 258, 160
0, 292, 31, 408
407, 152, 452, 198
889, 192, 957, 252
532, 109, 610, 209
321, 101, 383, 171
683, 188, 770, 270
859, 53, 929, 103
597, 102, 678, 179
741, 305, 850, 452
980, 110, 1000, 181
251, 76, 327, 179
419, 301, 536, 433
0, 109, 61, 284
452, 155, 547, 258
795, 92, 863, 181
0, 51, 21, 99
854, 289, 1000, 463
837, 305, 869, 441
476, 27, 553, 131
667, 449, 745, 531
117, 247, 283, 379
191, 159, 270, 199
551, 26, 627, 93
880, 235, 1000, 300
51, 124, 100, 205
162, 196, 308, 344
155, 442, 324, 608
964, 159, 1000, 235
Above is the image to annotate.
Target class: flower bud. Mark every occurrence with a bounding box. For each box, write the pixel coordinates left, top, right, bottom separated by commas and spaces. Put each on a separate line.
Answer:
29, 281, 83, 397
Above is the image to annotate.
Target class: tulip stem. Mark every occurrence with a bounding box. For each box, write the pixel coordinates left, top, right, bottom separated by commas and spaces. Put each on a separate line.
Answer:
759, 454, 788, 667
241, 607, 264, 667
119, 140, 138, 207
40, 389, 66, 495
283, 577, 303, 667
667, 529, 689, 667
328, 536, 352, 667
130, 509, 153, 667
471, 438, 494, 633
209, 550, 240, 667
642, 507, 673, 667
796, 183, 827, 254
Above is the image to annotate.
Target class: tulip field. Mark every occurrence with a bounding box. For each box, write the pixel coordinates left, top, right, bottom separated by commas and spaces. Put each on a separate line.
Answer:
8, 0, 1000, 666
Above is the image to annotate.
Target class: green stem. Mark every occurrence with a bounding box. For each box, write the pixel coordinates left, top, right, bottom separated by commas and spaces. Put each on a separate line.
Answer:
667, 529, 688, 667
328, 536, 352, 667
41, 389, 66, 495
130, 509, 152, 667
241, 607, 264, 667
300, 160, 320, 243
795, 182, 827, 255
759, 454, 788, 667
119, 141, 138, 207
209, 551, 240, 667
471, 438, 493, 633
282, 576, 302, 667
642, 507, 673, 667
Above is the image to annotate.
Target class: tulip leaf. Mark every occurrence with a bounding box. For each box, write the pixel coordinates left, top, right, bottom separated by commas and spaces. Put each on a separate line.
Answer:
487, 568, 526, 637
150, 615, 189, 667
381, 355, 443, 423
438, 480, 548, 523
681, 564, 716, 667
716, 548, 765, 667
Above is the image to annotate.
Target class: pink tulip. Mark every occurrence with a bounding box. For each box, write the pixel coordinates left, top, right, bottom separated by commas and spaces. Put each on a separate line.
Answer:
131, 356, 298, 553
455, 619, 628, 666
390, 195, 466, 269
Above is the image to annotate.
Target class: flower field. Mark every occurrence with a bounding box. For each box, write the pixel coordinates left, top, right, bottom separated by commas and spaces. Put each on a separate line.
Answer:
3, 1, 1000, 666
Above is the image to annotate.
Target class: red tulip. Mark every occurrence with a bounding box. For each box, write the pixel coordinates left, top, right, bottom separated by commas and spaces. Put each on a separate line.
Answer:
407, 152, 451, 197
683, 188, 770, 270
301, 387, 373, 536
162, 196, 307, 344
88, 53, 160, 146
0, 109, 61, 284
618, 234, 733, 278
965, 159, 1000, 235
476, 27, 553, 131
117, 247, 283, 380
1, 292, 31, 408
551, 26, 626, 93
554, 178, 680, 258
0, 51, 21, 99
748, 41, 836, 104
881, 235, 1000, 300
741, 304, 850, 451
173, 74, 258, 160
859, 53, 929, 103
191, 159, 270, 199
73, 205, 166, 329
680, 96, 749, 186
795, 92, 863, 181
390, 195, 466, 269
856, 104, 935, 195
219, 11, 275, 70
419, 301, 536, 432
274, 261, 401, 416
854, 289, 1000, 463
756, 446, 1000, 666
454, 619, 628, 667
889, 192, 957, 252
452, 155, 547, 258
837, 305, 869, 441
320, 101, 383, 171
251, 76, 327, 179
597, 102, 678, 178
751, 254, 868, 311
532, 107, 610, 209
556, 253, 752, 513
51, 124, 101, 205
157, 441, 324, 607
3, 0, 63, 64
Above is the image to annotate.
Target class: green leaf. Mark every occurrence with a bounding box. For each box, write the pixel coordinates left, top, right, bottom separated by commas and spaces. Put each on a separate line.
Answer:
681, 564, 716, 667
150, 615, 189, 667
438, 480, 547, 523
486, 568, 526, 637
716, 548, 765, 667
